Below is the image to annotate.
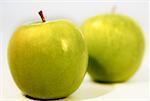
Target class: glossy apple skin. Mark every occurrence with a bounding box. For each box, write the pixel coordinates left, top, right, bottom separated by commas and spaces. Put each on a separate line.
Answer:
8, 20, 88, 99
81, 14, 145, 83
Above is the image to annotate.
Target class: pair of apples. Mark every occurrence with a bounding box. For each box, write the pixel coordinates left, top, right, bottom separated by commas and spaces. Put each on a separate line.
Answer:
8, 11, 144, 99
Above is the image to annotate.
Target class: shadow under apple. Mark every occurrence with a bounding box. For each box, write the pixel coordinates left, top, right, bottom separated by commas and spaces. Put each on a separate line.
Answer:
23, 80, 114, 101
63, 81, 114, 101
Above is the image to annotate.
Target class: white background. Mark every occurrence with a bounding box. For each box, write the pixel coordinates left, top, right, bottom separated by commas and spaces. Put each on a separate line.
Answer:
0, 0, 149, 101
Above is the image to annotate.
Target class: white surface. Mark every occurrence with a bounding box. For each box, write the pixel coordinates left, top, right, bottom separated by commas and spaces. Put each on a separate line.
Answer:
0, 1, 149, 101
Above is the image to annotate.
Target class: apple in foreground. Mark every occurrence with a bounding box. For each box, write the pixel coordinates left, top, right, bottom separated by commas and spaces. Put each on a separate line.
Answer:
8, 11, 88, 99
81, 14, 145, 82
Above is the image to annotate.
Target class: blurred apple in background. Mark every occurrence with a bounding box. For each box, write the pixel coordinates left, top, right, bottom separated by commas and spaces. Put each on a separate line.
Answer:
81, 13, 145, 83
8, 11, 88, 99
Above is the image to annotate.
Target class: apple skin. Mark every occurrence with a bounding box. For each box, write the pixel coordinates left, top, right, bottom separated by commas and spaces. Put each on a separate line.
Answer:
81, 14, 145, 83
8, 20, 88, 99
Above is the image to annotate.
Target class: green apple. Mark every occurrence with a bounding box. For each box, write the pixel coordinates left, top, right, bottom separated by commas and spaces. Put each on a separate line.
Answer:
8, 11, 88, 99
81, 14, 144, 83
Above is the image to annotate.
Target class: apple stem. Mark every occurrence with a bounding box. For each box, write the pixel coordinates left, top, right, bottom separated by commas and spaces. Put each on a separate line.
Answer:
111, 5, 117, 14
38, 10, 46, 22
